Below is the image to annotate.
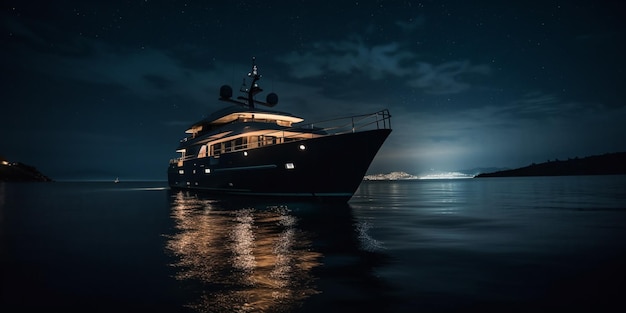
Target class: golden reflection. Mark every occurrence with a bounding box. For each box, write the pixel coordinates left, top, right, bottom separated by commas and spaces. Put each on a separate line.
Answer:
166, 191, 322, 312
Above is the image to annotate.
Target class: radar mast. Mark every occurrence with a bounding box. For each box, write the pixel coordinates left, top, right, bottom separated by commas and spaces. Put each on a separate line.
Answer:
220, 57, 278, 108
243, 57, 262, 108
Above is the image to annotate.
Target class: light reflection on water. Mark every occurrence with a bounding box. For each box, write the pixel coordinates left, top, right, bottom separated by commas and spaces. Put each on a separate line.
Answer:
165, 191, 323, 312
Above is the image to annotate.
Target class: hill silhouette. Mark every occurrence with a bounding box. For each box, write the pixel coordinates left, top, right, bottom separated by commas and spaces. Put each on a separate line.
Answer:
0, 156, 53, 182
475, 152, 626, 178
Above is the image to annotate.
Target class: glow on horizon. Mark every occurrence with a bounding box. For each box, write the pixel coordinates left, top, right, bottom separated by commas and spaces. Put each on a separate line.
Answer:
364, 171, 475, 180
418, 172, 474, 180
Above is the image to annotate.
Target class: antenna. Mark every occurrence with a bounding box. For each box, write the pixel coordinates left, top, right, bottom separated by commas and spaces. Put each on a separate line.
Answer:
248, 56, 261, 80
246, 56, 262, 108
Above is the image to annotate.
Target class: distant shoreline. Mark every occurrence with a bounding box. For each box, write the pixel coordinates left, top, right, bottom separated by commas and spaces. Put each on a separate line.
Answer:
475, 152, 626, 178
0, 160, 53, 182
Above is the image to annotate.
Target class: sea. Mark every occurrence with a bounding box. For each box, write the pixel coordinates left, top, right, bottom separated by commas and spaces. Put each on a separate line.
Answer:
1, 175, 625, 313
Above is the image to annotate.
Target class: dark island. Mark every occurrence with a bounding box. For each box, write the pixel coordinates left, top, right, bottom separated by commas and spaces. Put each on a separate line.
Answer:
475, 152, 626, 178
0, 156, 53, 182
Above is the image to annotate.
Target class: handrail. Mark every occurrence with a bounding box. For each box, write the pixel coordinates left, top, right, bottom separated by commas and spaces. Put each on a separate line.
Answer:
250, 109, 391, 141
294, 109, 391, 135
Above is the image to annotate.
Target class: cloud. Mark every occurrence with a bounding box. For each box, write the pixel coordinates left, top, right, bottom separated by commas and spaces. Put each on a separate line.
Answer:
3, 17, 222, 104
53, 44, 215, 102
4, 16, 391, 129
408, 61, 491, 94
490, 91, 599, 120
279, 41, 414, 79
8, 38, 219, 105
277, 38, 490, 95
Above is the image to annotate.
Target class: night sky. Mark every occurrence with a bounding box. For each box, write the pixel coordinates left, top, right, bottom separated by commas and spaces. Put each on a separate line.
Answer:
2, 1, 625, 181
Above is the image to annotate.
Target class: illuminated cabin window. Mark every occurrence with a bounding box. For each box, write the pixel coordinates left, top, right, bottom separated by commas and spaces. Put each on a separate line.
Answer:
178, 169, 184, 174
210, 137, 248, 156
223, 140, 232, 153
204, 168, 211, 174
265, 136, 277, 145
257, 135, 277, 146
211, 144, 220, 156
234, 137, 246, 150
285, 163, 295, 169
204, 133, 313, 158
248, 135, 260, 148
198, 145, 207, 158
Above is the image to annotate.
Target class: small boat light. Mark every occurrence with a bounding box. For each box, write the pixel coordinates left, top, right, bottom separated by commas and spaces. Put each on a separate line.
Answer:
178, 170, 184, 174
243, 151, 248, 156
299, 144, 306, 151
285, 163, 295, 169
204, 168, 211, 174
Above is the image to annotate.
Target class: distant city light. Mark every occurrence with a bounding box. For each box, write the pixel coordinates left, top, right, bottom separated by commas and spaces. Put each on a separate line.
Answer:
364, 171, 475, 180
418, 172, 474, 180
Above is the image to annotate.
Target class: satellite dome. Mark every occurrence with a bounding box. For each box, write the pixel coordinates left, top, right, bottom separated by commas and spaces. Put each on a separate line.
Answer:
266, 92, 278, 106
219, 85, 233, 99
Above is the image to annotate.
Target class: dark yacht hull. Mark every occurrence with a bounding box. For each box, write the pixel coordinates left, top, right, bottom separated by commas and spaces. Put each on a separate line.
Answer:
168, 128, 391, 201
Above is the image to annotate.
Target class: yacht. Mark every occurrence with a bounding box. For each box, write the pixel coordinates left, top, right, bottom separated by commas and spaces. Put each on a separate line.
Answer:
167, 58, 391, 201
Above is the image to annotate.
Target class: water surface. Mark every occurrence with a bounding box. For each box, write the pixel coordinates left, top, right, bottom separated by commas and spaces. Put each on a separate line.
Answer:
1, 176, 625, 312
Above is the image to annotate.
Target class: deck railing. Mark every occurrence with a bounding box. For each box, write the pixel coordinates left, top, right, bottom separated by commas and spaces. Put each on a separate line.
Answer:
304, 109, 391, 134
270, 108, 391, 138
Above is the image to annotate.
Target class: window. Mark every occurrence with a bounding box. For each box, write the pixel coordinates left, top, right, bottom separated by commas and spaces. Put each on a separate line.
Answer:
261, 136, 277, 146
248, 135, 260, 148
211, 144, 221, 156
198, 145, 207, 158
233, 137, 247, 150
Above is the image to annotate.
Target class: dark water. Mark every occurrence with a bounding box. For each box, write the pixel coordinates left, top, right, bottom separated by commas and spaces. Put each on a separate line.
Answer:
1, 176, 625, 312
